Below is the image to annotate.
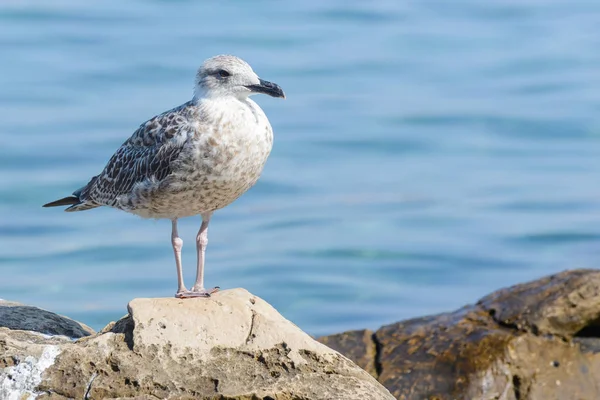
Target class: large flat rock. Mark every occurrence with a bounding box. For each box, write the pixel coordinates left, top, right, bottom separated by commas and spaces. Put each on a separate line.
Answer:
0, 289, 394, 400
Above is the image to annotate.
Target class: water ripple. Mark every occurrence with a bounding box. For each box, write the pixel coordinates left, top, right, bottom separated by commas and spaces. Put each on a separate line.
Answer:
0, 0, 599, 336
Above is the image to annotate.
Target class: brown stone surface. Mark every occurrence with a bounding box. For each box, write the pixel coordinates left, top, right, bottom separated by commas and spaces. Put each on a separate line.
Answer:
317, 328, 378, 377
477, 268, 600, 337
0, 289, 394, 400
318, 269, 600, 399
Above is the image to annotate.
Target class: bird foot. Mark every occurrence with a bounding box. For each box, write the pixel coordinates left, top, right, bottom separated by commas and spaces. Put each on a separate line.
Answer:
175, 286, 220, 299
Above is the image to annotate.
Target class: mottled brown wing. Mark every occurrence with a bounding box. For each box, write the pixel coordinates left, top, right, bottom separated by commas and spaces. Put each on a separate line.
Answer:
78, 102, 194, 207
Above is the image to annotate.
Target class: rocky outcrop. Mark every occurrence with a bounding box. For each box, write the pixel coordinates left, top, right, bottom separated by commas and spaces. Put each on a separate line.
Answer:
0, 289, 394, 400
5, 270, 599, 399
0, 300, 94, 338
318, 269, 600, 400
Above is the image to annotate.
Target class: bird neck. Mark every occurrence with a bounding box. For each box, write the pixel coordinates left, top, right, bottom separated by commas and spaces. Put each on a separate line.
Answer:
194, 84, 253, 103
193, 91, 250, 104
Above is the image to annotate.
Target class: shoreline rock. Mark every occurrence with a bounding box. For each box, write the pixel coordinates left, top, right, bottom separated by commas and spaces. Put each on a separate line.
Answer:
3, 270, 599, 399
318, 269, 600, 400
0, 289, 394, 400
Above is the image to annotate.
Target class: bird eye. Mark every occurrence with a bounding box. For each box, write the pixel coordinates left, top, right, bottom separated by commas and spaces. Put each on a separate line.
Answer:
218, 70, 230, 78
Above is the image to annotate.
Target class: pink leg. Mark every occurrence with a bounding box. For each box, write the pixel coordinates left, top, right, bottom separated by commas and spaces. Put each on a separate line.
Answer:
189, 212, 219, 296
171, 219, 188, 295
173, 218, 213, 299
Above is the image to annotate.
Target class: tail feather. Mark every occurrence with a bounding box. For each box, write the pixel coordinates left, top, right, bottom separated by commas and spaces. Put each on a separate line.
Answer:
43, 196, 80, 208
44, 177, 101, 212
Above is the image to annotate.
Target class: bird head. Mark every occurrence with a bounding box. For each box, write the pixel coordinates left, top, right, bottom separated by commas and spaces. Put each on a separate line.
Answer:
194, 55, 285, 100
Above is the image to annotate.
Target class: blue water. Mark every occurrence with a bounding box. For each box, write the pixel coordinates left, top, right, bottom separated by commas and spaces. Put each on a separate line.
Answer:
1, 1, 600, 337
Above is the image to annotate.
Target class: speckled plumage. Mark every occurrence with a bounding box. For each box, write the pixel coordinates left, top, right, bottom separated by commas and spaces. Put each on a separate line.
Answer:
45, 55, 285, 298
56, 56, 277, 219
70, 96, 273, 219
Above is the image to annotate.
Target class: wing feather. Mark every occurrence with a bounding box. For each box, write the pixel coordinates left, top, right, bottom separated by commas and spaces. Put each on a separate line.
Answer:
78, 102, 195, 207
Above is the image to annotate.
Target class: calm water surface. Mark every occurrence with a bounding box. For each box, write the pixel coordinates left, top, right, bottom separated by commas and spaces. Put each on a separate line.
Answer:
1, 0, 600, 336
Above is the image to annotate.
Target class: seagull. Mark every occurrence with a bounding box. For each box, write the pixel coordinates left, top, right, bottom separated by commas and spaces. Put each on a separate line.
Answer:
43, 55, 285, 298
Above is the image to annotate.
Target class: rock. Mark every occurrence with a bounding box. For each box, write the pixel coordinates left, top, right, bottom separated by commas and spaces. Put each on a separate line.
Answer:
0, 300, 94, 339
319, 269, 600, 400
317, 329, 378, 378
0, 289, 394, 400
477, 269, 600, 337
0, 329, 70, 400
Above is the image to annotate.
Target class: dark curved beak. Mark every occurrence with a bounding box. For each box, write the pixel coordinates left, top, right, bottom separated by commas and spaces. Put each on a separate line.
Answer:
246, 78, 285, 99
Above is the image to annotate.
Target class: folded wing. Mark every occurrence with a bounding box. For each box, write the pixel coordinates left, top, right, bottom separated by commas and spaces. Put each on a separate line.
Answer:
45, 102, 196, 212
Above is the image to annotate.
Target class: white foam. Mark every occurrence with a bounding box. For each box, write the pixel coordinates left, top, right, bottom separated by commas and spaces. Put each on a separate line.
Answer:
0, 345, 60, 400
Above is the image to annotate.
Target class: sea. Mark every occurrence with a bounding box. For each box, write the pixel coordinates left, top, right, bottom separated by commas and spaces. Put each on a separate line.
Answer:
1, 0, 599, 336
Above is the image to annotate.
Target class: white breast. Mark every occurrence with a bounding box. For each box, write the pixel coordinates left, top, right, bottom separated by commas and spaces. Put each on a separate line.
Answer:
148, 97, 274, 218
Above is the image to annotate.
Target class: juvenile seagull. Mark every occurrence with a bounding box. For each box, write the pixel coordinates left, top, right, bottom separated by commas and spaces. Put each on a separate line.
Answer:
44, 55, 285, 298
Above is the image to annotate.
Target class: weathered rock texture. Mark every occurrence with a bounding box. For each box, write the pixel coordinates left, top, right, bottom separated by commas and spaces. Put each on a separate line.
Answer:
318, 328, 378, 378
0, 289, 394, 400
0, 300, 94, 338
318, 269, 600, 400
